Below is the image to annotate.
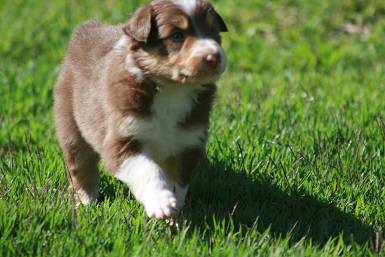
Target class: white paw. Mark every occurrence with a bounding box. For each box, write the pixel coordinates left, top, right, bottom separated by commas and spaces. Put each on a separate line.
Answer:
115, 154, 181, 219
74, 188, 98, 207
142, 189, 178, 219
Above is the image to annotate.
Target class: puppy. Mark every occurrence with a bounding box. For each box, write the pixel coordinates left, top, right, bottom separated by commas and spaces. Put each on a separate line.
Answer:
54, 0, 227, 219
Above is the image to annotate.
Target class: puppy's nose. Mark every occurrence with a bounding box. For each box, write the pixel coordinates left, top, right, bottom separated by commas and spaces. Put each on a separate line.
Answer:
205, 52, 220, 69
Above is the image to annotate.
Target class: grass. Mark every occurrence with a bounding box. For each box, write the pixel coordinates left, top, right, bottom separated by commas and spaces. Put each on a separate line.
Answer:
1, 0, 385, 256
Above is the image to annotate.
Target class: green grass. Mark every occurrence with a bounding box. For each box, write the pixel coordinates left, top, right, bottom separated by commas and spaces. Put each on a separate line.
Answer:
1, 0, 385, 256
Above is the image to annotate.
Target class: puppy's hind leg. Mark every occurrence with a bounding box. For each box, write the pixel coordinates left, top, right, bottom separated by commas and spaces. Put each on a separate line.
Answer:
62, 141, 100, 205
54, 74, 100, 205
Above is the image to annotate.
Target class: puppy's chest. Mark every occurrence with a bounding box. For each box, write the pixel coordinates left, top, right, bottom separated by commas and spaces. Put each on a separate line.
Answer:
119, 86, 206, 160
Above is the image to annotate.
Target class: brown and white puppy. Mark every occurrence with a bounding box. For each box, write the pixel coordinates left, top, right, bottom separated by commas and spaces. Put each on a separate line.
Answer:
54, 0, 227, 219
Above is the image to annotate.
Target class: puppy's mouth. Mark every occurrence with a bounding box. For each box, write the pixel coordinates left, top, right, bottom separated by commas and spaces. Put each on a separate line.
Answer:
172, 66, 224, 85
174, 70, 196, 84
173, 72, 220, 85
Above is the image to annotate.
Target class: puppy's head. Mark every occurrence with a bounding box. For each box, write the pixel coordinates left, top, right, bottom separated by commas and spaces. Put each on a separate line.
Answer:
123, 0, 228, 85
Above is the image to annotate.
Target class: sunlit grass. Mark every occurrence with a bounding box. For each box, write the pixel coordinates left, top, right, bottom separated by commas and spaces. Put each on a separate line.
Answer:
1, 0, 384, 256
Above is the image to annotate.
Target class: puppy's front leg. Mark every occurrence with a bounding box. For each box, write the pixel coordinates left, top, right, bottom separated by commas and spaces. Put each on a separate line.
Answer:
115, 154, 178, 219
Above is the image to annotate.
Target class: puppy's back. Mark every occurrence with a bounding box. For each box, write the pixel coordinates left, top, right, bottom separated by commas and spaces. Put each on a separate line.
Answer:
55, 21, 124, 154
63, 21, 123, 78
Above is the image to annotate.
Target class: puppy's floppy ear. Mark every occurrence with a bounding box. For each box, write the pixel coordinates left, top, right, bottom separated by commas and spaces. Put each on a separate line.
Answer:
123, 5, 153, 43
211, 9, 228, 32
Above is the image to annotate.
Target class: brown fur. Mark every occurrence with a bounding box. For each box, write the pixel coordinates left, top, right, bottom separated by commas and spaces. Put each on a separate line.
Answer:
54, 0, 227, 207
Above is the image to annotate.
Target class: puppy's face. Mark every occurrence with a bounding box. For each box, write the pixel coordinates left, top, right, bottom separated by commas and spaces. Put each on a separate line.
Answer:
124, 0, 228, 85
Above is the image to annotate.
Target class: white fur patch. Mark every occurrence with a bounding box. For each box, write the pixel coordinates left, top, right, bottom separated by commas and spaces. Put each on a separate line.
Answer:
172, 0, 202, 37
115, 154, 177, 218
119, 86, 205, 161
114, 36, 144, 81
172, 0, 197, 15
125, 55, 143, 81
114, 35, 129, 49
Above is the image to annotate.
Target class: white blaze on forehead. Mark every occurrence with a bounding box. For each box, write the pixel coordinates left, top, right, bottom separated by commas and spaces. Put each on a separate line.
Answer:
172, 0, 198, 15
192, 39, 219, 54
171, 0, 206, 37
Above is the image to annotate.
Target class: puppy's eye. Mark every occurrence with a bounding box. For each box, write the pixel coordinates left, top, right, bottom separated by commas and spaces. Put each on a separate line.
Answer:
171, 31, 185, 43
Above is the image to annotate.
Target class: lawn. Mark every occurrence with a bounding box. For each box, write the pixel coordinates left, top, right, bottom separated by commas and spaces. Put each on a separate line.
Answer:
1, 0, 385, 256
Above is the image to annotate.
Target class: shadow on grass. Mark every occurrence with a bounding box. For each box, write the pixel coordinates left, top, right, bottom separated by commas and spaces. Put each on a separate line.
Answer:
97, 157, 373, 246
185, 159, 374, 246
